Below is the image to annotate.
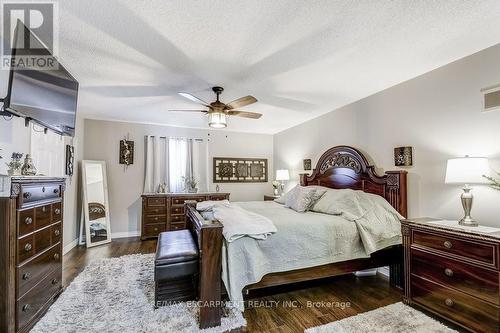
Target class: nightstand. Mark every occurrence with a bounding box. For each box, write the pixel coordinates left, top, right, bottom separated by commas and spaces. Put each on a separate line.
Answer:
264, 195, 279, 201
402, 218, 500, 333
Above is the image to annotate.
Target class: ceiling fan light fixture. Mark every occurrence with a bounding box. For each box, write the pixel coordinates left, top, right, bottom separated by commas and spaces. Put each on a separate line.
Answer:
208, 112, 227, 128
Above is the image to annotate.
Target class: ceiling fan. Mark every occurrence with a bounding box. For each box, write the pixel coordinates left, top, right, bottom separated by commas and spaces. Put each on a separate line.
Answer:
169, 86, 261, 128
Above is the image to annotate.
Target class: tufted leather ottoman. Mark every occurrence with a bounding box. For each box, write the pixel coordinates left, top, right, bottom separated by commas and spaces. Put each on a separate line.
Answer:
154, 230, 199, 307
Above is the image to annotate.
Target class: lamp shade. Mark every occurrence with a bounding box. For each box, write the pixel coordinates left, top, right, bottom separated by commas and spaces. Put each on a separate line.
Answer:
445, 157, 489, 184
208, 112, 227, 128
276, 169, 290, 181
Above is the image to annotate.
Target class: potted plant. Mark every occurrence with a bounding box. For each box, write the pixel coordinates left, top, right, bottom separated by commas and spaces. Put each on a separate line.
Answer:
484, 172, 500, 191
6, 152, 23, 176
272, 180, 280, 196
182, 176, 199, 193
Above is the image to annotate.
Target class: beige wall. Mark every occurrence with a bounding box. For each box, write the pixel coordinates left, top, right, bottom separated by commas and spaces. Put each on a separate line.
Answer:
274, 44, 500, 227
83, 119, 273, 236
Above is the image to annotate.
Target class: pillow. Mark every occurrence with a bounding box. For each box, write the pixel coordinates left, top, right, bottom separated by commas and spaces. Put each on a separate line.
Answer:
284, 185, 318, 212
274, 185, 327, 205
311, 189, 366, 217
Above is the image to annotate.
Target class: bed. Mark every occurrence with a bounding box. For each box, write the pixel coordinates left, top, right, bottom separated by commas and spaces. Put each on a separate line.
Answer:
186, 145, 407, 328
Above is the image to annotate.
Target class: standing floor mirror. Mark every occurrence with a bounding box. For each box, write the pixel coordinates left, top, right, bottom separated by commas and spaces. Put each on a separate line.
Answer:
82, 160, 112, 247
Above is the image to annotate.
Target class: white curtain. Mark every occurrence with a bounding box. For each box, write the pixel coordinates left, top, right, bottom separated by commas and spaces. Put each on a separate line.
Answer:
143, 136, 168, 193
144, 136, 207, 193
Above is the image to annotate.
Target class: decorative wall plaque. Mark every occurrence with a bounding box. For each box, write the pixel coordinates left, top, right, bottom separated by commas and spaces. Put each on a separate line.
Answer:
394, 146, 413, 167
303, 159, 312, 171
119, 139, 134, 165
65, 145, 74, 176
213, 157, 268, 183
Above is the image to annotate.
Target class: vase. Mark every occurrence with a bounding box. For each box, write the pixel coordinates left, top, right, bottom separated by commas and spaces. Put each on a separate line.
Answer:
188, 187, 198, 193
21, 154, 37, 176
273, 188, 279, 196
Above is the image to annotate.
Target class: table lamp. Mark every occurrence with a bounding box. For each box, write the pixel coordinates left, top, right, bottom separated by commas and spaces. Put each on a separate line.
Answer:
275, 169, 290, 196
445, 156, 489, 226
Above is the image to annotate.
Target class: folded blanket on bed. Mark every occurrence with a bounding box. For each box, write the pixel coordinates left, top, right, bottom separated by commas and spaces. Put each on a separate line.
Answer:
196, 201, 277, 242
312, 189, 404, 255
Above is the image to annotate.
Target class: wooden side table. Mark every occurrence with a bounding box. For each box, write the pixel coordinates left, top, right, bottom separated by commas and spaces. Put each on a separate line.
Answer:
264, 195, 279, 201
401, 217, 500, 333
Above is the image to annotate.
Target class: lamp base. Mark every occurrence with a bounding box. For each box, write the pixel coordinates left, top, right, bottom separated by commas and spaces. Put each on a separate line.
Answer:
459, 217, 478, 227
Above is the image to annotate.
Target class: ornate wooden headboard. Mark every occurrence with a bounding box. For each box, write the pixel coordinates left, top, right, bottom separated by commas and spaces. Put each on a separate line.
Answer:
300, 145, 407, 217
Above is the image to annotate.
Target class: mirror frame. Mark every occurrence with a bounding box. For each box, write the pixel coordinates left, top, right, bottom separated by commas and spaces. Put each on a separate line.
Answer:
82, 160, 112, 247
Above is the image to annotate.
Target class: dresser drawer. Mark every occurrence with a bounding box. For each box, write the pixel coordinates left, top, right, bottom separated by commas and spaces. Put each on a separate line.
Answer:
143, 206, 166, 215
35, 204, 52, 229
143, 223, 166, 237
19, 184, 61, 208
18, 209, 35, 237
170, 222, 186, 231
170, 214, 185, 223
412, 230, 496, 267
17, 268, 62, 331
18, 227, 56, 264
170, 205, 184, 215
412, 276, 500, 333
411, 248, 499, 304
147, 197, 165, 207
52, 202, 62, 222
171, 196, 205, 205
17, 244, 62, 298
208, 195, 228, 201
144, 214, 166, 225
51, 222, 62, 245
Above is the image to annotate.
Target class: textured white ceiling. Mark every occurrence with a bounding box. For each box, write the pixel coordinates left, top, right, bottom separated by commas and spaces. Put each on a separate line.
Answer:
3, 0, 500, 134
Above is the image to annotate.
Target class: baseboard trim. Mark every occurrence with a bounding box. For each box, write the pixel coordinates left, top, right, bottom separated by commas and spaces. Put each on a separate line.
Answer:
63, 238, 79, 255
111, 231, 141, 239
378, 266, 390, 278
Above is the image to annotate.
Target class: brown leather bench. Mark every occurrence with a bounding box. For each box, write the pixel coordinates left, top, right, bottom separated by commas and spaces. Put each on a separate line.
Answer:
154, 230, 199, 307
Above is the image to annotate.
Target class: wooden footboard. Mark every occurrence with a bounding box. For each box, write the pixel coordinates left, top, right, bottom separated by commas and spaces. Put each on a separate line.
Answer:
185, 202, 224, 329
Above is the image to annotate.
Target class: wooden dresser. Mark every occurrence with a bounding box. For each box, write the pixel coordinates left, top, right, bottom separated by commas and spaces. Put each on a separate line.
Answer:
402, 218, 500, 333
141, 192, 229, 240
0, 177, 65, 333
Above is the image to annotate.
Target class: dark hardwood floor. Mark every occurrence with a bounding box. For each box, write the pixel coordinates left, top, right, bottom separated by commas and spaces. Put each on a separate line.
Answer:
62, 237, 403, 332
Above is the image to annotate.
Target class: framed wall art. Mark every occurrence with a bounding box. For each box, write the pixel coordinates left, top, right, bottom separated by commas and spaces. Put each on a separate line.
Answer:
394, 146, 413, 167
213, 157, 268, 183
65, 145, 74, 176
119, 139, 134, 166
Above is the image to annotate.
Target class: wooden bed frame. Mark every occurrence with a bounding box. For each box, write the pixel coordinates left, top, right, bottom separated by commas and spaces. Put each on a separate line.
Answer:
186, 145, 407, 329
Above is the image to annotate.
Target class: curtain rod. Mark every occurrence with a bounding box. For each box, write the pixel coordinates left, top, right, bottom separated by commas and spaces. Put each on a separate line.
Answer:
145, 135, 204, 142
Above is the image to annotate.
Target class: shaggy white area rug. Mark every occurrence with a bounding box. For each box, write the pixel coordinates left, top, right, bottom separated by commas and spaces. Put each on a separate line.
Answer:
31, 253, 246, 333
305, 302, 458, 333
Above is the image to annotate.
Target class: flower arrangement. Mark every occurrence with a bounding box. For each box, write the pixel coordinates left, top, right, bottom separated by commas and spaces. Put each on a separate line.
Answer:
272, 180, 280, 189
182, 176, 199, 193
484, 172, 500, 191
6, 152, 23, 175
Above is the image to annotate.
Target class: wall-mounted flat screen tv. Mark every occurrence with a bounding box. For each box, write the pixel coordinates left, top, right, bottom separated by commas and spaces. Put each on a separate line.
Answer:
4, 21, 79, 136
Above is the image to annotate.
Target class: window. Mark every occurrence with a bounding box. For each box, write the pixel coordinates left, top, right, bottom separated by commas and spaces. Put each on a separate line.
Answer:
30, 124, 64, 176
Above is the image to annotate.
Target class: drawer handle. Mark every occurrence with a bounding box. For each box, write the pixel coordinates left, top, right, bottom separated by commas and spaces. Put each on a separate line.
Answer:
22, 272, 31, 280
22, 304, 31, 312
51, 278, 58, 285
443, 241, 452, 249
42, 206, 47, 212
154, 227, 158, 232
24, 217, 33, 225
42, 186, 46, 192
53, 188, 59, 194
54, 253, 60, 261
24, 243, 32, 252
444, 268, 454, 277
445, 298, 454, 307
54, 208, 61, 214
154, 217, 158, 221
54, 229, 60, 236
23, 192, 32, 199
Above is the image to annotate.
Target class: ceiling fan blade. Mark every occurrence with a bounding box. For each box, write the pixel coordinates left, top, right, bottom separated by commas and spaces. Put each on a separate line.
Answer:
178, 92, 211, 107
168, 109, 208, 113
225, 95, 257, 110
227, 110, 262, 119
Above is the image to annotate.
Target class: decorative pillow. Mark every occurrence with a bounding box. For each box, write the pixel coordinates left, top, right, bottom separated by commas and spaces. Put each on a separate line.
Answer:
284, 185, 318, 212
311, 189, 361, 215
